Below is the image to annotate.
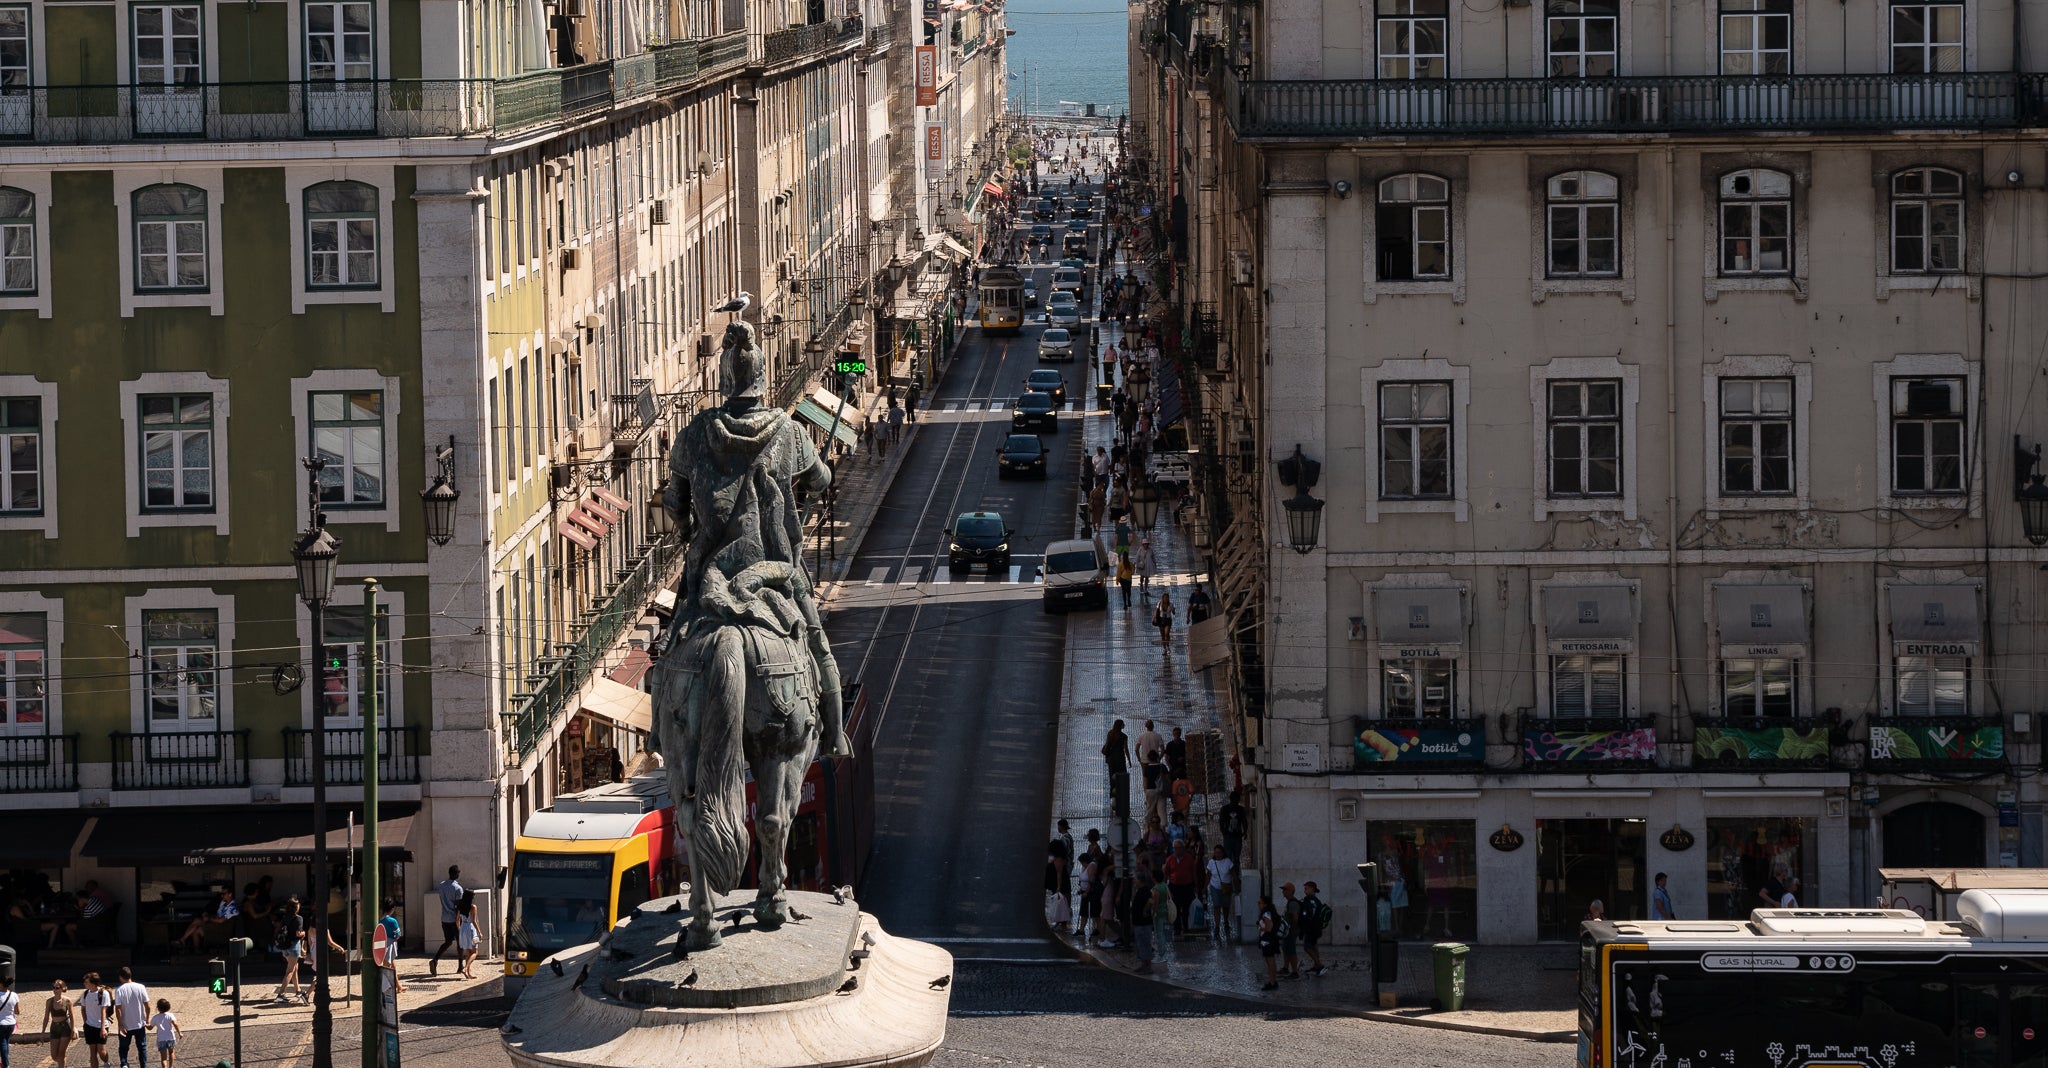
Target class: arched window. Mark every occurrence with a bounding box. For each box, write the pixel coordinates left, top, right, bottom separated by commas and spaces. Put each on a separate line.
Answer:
133, 184, 208, 292
1890, 166, 1964, 274
1717, 169, 1792, 276
305, 181, 380, 288
1545, 171, 1619, 278
1376, 173, 1450, 281
0, 187, 34, 294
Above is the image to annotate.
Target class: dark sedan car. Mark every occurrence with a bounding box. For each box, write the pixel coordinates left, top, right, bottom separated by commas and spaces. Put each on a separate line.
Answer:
947, 510, 1012, 571
996, 431, 1049, 476
1010, 394, 1058, 434
1024, 368, 1067, 406
1033, 198, 1057, 220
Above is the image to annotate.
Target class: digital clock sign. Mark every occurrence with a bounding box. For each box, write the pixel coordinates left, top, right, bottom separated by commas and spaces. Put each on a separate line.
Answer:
834, 359, 868, 375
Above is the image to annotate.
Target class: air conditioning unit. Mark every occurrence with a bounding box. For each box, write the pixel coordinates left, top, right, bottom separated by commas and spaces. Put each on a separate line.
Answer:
560, 247, 580, 271
1612, 86, 1662, 123
581, 312, 606, 331
696, 334, 715, 358
558, 0, 589, 17
649, 200, 670, 226
1230, 249, 1254, 287
557, 434, 580, 463
545, 337, 568, 356
776, 257, 791, 282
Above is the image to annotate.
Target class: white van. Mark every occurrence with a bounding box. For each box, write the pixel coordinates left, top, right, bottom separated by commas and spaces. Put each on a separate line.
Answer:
1041, 536, 1109, 611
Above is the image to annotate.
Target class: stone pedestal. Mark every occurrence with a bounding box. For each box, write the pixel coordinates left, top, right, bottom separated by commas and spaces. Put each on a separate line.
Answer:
502, 890, 952, 1068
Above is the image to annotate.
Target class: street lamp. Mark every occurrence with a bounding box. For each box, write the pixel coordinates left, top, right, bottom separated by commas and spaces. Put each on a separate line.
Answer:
419, 436, 460, 547
288, 457, 340, 1068
1130, 479, 1161, 530
2017, 437, 2048, 547
1276, 444, 1325, 556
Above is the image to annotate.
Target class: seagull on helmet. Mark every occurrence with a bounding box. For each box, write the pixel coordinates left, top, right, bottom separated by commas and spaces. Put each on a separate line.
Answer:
713, 292, 752, 314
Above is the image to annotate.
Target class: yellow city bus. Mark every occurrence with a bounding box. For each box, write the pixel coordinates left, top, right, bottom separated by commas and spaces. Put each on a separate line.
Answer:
1579, 892, 2048, 1068
978, 265, 1025, 333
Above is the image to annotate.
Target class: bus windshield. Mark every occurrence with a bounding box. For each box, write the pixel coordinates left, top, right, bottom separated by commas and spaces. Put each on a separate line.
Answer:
507, 852, 614, 955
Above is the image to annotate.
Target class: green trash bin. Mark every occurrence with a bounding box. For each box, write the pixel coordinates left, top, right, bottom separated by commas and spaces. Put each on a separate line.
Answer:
1430, 942, 1469, 1011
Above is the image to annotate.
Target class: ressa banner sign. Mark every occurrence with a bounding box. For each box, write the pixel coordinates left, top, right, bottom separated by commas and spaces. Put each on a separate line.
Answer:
915, 45, 938, 107
924, 122, 945, 165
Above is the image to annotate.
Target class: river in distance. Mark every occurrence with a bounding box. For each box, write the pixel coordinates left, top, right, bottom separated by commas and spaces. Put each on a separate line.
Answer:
1002, 0, 1132, 116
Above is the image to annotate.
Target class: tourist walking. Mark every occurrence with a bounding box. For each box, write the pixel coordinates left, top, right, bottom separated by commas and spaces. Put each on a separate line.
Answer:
45, 980, 76, 1068
272, 898, 307, 1003
430, 864, 465, 975
1101, 719, 1132, 818
112, 968, 149, 1068
79, 974, 108, 1068
1219, 790, 1249, 868
1205, 845, 1237, 944
1116, 554, 1134, 607
457, 892, 481, 979
1163, 840, 1201, 940
1299, 882, 1330, 975
145, 1000, 179, 1068
1152, 591, 1175, 645
1132, 537, 1155, 593
1129, 865, 1158, 974
0, 976, 17, 1068
1256, 895, 1282, 991
1278, 884, 1303, 979
886, 398, 906, 451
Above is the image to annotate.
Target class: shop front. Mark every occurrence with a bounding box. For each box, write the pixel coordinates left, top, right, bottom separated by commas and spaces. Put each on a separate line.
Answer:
1364, 819, 1479, 941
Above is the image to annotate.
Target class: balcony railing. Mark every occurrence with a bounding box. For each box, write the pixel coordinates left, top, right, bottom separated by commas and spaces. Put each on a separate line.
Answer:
1222, 71, 2048, 139
506, 534, 685, 758
1866, 716, 2006, 770
1353, 718, 1487, 770
1693, 717, 1834, 770
0, 81, 491, 143
0, 733, 80, 793
282, 726, 422, 786
110, 729, 251, 790
765, 20, 860, 65
610, 381, 657, 452
700, 31, 751, 78
1522, 716, 1656, 770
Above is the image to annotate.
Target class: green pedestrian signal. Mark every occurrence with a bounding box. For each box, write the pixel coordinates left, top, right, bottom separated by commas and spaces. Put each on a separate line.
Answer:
209, 977, 226, 995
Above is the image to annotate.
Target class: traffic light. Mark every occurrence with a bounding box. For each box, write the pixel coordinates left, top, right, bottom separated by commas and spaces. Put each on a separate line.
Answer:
209, 976, 227, 995
228, 937, 254, 959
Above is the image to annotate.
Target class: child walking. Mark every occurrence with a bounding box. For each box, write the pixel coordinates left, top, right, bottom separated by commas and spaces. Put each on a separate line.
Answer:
148, 1000, 181, 1068
457, 892, 481, 980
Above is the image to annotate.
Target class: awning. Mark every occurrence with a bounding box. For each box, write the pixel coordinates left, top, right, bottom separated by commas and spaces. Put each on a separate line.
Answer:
1716, 584, 1809, 657
0, 810, 89, 868
578, 674, 653, 734
1187, 613, 1230, 672
609, 646, 655, 689
557, 520, 599, 550
81, 804, 417, 866
1155, 354, 1185, 429
793, 400, 860, 448
808, 386, 865, 432
1542, 585, 1636, 653
941, 235, 975, 262
1889, 584, 1983, 656
1373, 587, 1465, 657
982, 179, 1007, 199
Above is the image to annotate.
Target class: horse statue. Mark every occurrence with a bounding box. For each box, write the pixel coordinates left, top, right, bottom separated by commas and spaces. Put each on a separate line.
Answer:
649, 319, 849, 951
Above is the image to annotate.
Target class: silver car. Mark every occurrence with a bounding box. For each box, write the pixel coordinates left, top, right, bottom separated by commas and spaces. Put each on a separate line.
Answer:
1039, 326, 1074, 361
1046, 291, 1082, 326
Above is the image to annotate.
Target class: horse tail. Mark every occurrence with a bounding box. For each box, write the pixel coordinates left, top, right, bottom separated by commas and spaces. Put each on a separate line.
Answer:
690, 628, 748, 895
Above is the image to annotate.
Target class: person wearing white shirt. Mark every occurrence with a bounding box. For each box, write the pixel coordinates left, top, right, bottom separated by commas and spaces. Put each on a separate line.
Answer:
110, 969, 150, 1068
0, 975, 20, 1068
1204, 845, 1238, 945
78, 974, 109, 1068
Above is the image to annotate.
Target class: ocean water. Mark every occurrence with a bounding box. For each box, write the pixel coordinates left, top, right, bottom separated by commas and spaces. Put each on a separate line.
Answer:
1003, 0, 1132, 116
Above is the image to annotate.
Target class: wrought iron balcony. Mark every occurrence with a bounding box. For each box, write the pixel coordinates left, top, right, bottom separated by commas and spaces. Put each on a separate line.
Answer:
765, 20, 860, 66
1693, 716, 1834, 770
1522, 716, 1656, 771
110, 729, 251, 790
700, 30, 751, 77
610, 381, 657, 453
1222, 70, 2048, 140
282, 725, 422, 786
1865, 715, 2005, 771
0, 81, 490, 143
0, 733, 80, 794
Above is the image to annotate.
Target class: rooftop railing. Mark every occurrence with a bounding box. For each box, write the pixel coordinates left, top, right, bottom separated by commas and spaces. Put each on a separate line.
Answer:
1223, 71, 2048, 139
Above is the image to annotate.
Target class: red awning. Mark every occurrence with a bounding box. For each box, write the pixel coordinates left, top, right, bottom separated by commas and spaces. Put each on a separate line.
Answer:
590, 486, 631, 512
557, 521, 598, 550
982, 179, 1007, 199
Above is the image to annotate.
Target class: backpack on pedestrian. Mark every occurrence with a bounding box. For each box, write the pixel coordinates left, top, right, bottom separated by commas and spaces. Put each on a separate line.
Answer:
1303, 895, 1333, 931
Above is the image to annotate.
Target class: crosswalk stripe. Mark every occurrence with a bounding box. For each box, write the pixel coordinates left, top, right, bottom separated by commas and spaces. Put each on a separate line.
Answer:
932, 568, 950, 585
967, 401, 983, 411
945, 402, 961, 412
1008, 565, 1022, 584
864, 566, 889, 585
900, 567, 923, 585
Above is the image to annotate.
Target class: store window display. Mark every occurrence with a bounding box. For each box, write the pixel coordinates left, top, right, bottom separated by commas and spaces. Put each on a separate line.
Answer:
1367, 820, 1477, 941
1705, 817, 1817, 919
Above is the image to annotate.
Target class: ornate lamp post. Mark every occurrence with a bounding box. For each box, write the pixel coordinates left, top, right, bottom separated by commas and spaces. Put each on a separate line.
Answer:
419, 437, 461, 546
1276, 444, 1325, 555
288, 458, 341, 1068
1129, 478, 1161, 530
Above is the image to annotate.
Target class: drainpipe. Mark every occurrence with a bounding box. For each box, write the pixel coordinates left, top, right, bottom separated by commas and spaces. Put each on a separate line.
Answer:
1662, 0, 1684, 739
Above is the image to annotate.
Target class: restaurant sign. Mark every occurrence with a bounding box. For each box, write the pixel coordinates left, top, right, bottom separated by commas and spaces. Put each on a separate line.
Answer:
1355, 725, 1483, 764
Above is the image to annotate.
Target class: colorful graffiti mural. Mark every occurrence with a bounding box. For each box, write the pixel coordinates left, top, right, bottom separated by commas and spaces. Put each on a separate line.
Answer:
1522, 726, 1656, 764
1693, 724, 1830, 766
1355, 726, 1484, 764
1869, 723, 2004, 763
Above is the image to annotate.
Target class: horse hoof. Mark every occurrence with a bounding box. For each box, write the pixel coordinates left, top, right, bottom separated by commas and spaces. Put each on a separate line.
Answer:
686, 925, 723, 951
754, 904, 788, 929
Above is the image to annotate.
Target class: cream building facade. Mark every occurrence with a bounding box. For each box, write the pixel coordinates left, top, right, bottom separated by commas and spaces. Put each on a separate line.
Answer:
1136, 0, 2048, 942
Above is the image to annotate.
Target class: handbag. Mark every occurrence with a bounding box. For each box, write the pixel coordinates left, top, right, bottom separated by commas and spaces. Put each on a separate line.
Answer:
1189, 898, 1208, 929
1048, 893, 1073, 925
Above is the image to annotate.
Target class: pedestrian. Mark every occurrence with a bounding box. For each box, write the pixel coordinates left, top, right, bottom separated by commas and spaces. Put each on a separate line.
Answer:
79, 974, 107, 1068
380, 901, 408, 993
1045, 834, 1072, 931
1780, 877, 1801, 908
1128, 864, 1158, 975
1138, 815, 1171, 871
1092, 446, 1110, 482
45, 979, 75, 1068
1256, 895, 1282, 991
1163, 840, 1200, 940
1152, 590, 1174, 645
1109, 483, 1130, 525
1115, 553, 1134, 607
1299, 882, 1329, 976
1206, 845, 1237, 945
865, 419, 879, 458
145, 1001, 179, 1068
1164, 726, 1187, 782
1652, 872, 1675, 920
1151, 866, 1174, 958
1278, 883, 1302, 979
1218, 789, 1248, 868
1760, 863, 1790, 911
1132, 537, 1155, 593
1100, 719, 1132, 819
1187, 584, 1212, 624
0, 977, 16, 1068
1170, 774, 1194, 820
430, 864, 464, 975
1585, 899, 1606, 922
1140, 760, 1169, 828
1134, 719, 1165, 764
111, 968, 149, 1068
1095, 866, 1122, 949
272, 897, 306, 1003
457, 891, 481, 979
1087, 480, 1106, 528
886, 398, 906, 451
906, 381, 921, 420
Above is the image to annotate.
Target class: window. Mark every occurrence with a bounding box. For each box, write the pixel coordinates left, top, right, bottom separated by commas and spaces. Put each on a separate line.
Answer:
1895, 655, 1967, 715
1376, 174, 1450, 281
1376, 0, 1447, 79
1719, 378, 1794, 495
1381, 658, 1457, 717
144, 609, 218, 726
1891, 0, 1962, 73
0, 7, 26, 91
320, 604, 390, 721
1546, 0, 1618, 77
1718, 169, 1792, 276
139, 394, 214, 512
0, 611, 44, 730
1551, 654, 1625, 717
1, 396, 38, 514
305, 181, 379, 289
1891, 167, 1964, 274
1378, 382, 1452, 498
0, 187, 32, 294
132, 5, 201, 87
133, 184, 208, 292
1890, 377, 1965, 494
310, 390, 385, 506
1720, 0, 1791, 74
305, 1, 373, 81
1722, 657, 1797, 716
1546, 171, 1619, 278
1547, 379, 1622, 497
